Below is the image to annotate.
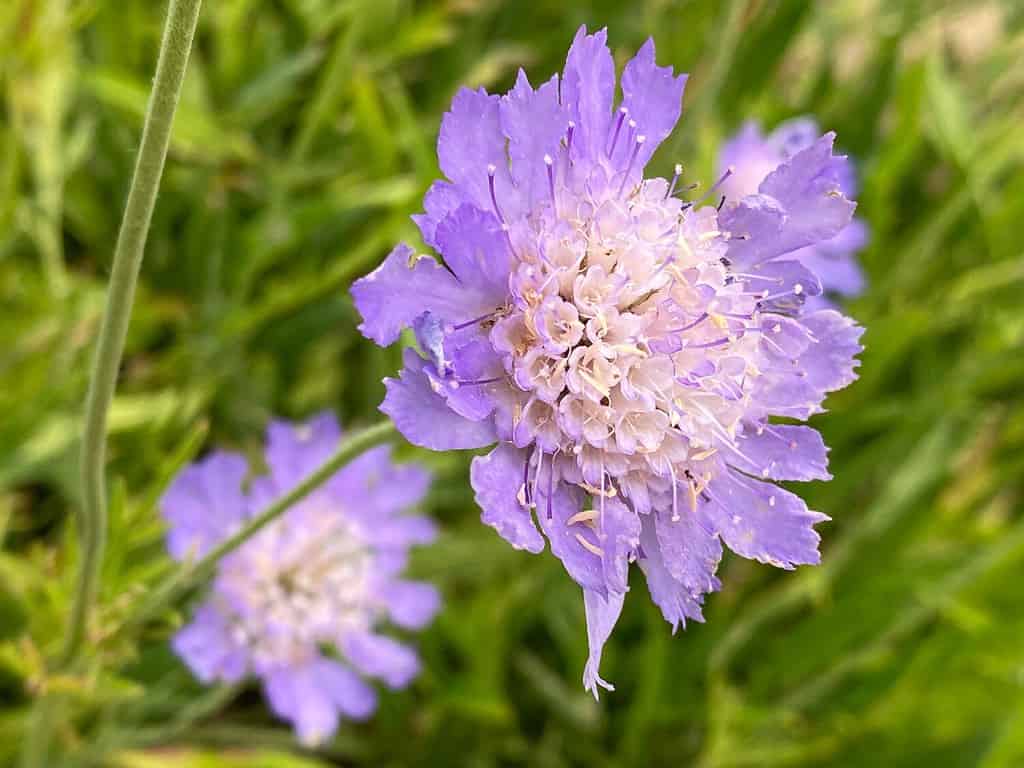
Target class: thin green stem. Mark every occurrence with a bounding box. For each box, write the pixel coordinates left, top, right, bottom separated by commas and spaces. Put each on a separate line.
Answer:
65, 0, 203, 669
121, 420, 398, 635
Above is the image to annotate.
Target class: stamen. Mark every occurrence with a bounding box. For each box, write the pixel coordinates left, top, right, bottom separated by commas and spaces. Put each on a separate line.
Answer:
545, 154, 557, 212
533, 450, 545, 511
448, 377, 501, 388
625, 119, 637, 151
683, 336, 731, 350
666, 163, 683, 199
522, 444, 535, 507
487, 164, 505, 224
730, 272, 785, 284
447, 311, 499, 332
617, 135, 646, 197
666, 312, 709, 334
607, 107, 628, 157
692, 166, 734, 208
547, 455, 555, 519
566, 121, 576, 157
669, 462, 679, 521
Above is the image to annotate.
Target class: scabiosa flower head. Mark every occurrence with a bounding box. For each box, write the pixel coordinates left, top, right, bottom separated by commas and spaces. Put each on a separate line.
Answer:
718, 117, 869, 308
162, 412, 440, 746
352, 27, 863, 695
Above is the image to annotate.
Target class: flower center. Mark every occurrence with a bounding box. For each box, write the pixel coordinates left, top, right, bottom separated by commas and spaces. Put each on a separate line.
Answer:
493, 166, 769, 516
216, 510, 373, 666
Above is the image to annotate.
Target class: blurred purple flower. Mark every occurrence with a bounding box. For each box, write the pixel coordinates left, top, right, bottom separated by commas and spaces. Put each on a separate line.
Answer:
352, 27, 863, 696
162, 412, 440, 746
718, 117, 868, 308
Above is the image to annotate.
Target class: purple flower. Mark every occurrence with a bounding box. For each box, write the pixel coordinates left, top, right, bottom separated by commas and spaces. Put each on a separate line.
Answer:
718, 117, 869, 308
352, 27, 863, 696
162, 412, 440, 745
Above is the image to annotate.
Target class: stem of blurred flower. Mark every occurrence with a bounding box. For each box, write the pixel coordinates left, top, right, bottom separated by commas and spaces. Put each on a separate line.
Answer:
120, 419, 399, 636
20, 2, 203, 767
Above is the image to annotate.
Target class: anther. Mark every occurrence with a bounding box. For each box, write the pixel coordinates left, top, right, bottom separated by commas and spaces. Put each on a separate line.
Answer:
566, 121, 576, 157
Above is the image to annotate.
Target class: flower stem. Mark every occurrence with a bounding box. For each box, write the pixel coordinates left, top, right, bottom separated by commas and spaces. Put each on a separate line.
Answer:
121, 419, 398, 635
64, 0, 203, 670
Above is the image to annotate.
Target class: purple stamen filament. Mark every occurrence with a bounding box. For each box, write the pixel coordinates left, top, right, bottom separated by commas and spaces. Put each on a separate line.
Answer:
545, 154, 557, 212
607, 107, 628, 157
666, 163, 683, 199
449, 311, 498, 332
618, 135, 646, 197
487, 164, 505, 224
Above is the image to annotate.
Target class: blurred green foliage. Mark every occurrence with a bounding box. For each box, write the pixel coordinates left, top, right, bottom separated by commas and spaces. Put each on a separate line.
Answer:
1, 0, 1023, 765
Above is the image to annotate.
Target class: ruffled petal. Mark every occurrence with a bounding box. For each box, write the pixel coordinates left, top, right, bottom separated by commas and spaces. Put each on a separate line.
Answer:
315, 658, 378, 720
561, 26, 615, 166
500, 70, 570, 210
582, 587, 624, 698
161, 451, 249, 560
757, 133, 857, 255
719, 193, 786, 266
535, 469, 607, 592
726, 423, 831, 481
596, 496, 641, 594
379, 579, 442, 630
722, 134, 856, 266
434, 204, 512, 301
264, 411, 341, 491
619, 38, 687, 170
341, 631, 420, 689
172, 603, 249, 683
438, 87, 519, 219
718, 122, 777, 201
797, 217, 869, 296
334, 446, 432, 516
381, 349, 498, 450
704, 469, 829, 569
638, 514, 716, 631
412, 180, 465, 249
352, 243, 495, 346
652, 503, 723, 596
263, 658, 376, 746
358, 512, 437, 554
470, 443, 545, 554
800, 309, 864, 394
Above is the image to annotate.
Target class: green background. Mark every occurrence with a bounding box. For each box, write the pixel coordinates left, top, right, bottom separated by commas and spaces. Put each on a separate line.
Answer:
2, 0, 1023, 765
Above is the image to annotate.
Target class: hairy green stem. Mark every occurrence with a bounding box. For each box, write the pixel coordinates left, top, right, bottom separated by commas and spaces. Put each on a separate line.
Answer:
20, 3, 202, 767
65, 0, 203, 669
121, 420, 398, 635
